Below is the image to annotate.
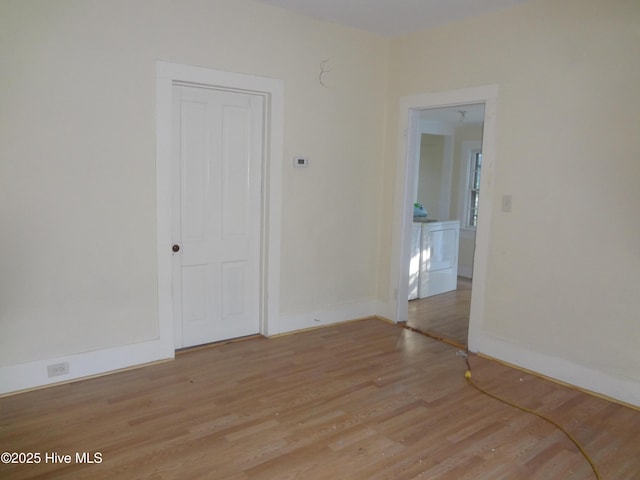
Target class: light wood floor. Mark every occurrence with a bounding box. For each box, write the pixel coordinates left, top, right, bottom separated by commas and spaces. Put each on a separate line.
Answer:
407, 277, 471, 347
2, 319, 639, 479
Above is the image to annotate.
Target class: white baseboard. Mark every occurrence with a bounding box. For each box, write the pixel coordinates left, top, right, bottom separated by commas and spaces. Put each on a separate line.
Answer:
1, 300, 379, 396
374, 300, 397, 323
275, 300, 378, 335
475, 332, 640, 408
0, 338, 174, 396
10, 310, 637, 409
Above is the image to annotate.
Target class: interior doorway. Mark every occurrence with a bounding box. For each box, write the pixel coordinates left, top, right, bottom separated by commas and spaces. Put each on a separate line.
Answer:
391, 85, 498, 353
155, 61, 285, 353
406, 104, 485, 348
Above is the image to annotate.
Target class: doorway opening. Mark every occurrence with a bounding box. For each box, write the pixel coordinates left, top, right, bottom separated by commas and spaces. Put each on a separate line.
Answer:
391, 85, 498, 353
406, 104, 485, 348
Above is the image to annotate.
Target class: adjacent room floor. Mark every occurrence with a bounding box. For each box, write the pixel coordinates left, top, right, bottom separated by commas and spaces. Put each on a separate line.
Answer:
1, 319, 638, 479
407, 276, 471, 347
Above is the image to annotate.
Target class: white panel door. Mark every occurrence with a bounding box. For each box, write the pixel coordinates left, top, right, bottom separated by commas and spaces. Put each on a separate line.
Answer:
172, 85, 263, 348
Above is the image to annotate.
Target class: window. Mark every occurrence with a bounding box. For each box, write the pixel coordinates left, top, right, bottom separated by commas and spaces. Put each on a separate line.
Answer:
466, 149, 482, 229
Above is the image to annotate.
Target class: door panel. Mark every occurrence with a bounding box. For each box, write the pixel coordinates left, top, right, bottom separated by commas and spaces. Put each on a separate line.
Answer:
182, 265, 207, 327
173, 85, 263, 348
222, 106, 251, 238
181, 100, 208, 241
222, 261, 246, 317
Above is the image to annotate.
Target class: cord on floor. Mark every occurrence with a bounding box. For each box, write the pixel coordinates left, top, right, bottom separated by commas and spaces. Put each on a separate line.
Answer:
398, 323, 601, 480
461, 353, 601, 480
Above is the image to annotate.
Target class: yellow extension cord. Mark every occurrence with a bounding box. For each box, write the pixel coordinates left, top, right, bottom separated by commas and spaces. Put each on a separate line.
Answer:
398, 324, 601, 479
463, 366, 601, 480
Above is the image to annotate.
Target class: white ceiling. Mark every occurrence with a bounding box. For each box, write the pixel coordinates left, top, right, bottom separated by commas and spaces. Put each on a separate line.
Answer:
253, 0, 530, 37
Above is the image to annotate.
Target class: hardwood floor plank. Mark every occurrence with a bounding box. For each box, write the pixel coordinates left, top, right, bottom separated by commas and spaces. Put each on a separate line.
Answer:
1, 319, 639, 479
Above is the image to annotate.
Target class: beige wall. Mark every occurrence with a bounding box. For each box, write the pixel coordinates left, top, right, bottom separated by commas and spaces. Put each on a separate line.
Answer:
381, 0, 640, 397
417, 134, 445, 217
0, 0, 388, 366
449, 124, 483, 222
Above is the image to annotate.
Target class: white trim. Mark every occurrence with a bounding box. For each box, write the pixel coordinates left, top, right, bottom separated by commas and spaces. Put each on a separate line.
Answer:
0, 339, 171, 395
389, 85, 498, 355
276, 300, 377, 335
476, 332, 640, 407
156, 61, 284, 342
375, 300, 396, 322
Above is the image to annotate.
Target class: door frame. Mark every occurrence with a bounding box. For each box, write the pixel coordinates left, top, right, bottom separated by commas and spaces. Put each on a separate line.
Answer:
155, 61, 284, 349
390, 85, 498, 352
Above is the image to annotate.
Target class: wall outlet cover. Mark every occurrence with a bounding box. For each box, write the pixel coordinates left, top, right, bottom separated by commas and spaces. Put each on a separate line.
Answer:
293, 156, 309, 168
47, 362, 69, 377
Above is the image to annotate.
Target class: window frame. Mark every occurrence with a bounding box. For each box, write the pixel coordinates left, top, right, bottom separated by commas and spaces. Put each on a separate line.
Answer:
457, 140, 482, 232
465, 148, 482, 229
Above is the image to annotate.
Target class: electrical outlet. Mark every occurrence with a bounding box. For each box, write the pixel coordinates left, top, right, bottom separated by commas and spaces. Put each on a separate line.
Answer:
47, 362, 69, 378
293, 156, 309, 168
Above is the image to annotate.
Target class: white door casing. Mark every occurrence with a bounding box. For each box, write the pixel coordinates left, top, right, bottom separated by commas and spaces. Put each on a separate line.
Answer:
156, 62, 284, 351
391, 85, 498, 352
172, 85, 263, 348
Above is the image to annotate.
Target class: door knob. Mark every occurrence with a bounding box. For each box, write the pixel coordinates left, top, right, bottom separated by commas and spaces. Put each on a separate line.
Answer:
172, 244, 180, 252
